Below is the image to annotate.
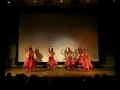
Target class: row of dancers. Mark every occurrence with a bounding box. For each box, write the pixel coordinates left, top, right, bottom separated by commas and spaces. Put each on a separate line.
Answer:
23, 45, 93, 72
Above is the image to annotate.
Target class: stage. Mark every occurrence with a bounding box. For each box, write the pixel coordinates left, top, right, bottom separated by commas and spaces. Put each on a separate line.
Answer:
5, 67, 115, 77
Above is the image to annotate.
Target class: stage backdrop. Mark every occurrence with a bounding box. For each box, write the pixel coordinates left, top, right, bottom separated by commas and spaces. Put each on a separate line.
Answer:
18, 13, 99, 62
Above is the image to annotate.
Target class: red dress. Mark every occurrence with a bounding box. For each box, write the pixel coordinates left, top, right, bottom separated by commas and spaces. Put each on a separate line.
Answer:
77, 48, 85, 67
23, 48, 36, 70
47, 48, 57, 67
64, 49, 75, 66
82, 54, 93, 70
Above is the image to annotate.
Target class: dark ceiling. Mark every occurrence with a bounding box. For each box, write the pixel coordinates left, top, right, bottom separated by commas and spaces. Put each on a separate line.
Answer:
6, 0, 98, 6
5, 0, 117, 6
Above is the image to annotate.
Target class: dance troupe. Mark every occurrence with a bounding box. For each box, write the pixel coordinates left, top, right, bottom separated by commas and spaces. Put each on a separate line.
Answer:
23, 45, 93, 72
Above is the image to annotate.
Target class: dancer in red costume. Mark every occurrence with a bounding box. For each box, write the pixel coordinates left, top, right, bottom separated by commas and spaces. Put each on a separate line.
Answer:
23, 45, 36, 72
64, 47, 75, 70
47, 46, 57, 70
82, 49, 93, 71
77, 47, 83, 68
77, 47, 86, 69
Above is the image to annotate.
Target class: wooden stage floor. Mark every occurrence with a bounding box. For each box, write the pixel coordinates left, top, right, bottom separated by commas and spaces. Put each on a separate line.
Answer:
5, 67, 115, 77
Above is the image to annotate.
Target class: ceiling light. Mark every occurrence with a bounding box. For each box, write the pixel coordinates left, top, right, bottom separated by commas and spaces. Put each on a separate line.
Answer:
113, 0, 115, 2
60, 0, 63, 2
87, 0, 89, 2
34, 0, 37, 3
7, 1, 11, 3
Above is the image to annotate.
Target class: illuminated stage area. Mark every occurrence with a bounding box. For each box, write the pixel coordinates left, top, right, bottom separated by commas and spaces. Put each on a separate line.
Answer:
5, 67, 115, 77
3, 1, 118, 90
18, 13, 99, 63
5, 1, 117, 79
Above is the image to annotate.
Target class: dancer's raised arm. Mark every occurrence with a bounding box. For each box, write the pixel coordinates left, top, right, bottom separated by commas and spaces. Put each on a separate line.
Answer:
25, 46, 28, 53
48, 46, 52, 52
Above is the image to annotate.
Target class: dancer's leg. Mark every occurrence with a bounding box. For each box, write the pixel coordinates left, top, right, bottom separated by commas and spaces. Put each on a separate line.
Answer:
26, 68, 29, 72
72, 65, 74, 70
29, 67, 32, 72
50, 65, 52, 70
67, 66, 69, 70
53, 65, 55, 70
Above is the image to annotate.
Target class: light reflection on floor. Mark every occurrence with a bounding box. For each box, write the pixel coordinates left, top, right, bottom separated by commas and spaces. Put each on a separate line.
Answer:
5, 67, 115, 77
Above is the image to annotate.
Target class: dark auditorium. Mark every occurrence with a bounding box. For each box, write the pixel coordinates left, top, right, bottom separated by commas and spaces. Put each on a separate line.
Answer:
2, 0, 119, 89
